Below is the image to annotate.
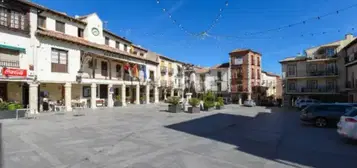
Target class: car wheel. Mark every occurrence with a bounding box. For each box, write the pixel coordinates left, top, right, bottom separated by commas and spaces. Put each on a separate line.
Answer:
315, 117, 328, 127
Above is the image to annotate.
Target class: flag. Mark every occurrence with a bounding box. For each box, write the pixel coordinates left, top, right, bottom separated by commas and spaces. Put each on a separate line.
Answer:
131, 64, 138, 78
142, 65, 147, 80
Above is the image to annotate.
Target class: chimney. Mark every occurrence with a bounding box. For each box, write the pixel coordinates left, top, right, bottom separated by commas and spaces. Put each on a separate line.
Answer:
345, 34, 354, 41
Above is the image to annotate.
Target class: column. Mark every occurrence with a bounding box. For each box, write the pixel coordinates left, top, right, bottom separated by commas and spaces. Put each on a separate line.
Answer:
154, 86, 159, 103
170, 89, 174, 97
136, 84, 140, 104
28, 83, 39, 114
64, 83, 72, 111
121, 84, 127, 106
238, 94, 242, 105
91, 83, 97, 109
146, 84, 150, 104
107, 84, 114, 107
248, 93, 252, 100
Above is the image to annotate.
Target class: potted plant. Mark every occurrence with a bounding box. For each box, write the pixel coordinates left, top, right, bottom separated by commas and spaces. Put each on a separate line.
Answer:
140, 96, 145, 104
203, 92, 215, 111
167, 96, 181, 113
215, 97, 224, 110
114, 95, 122, 106
188, 98, 200, 113
0, 102, 25, 119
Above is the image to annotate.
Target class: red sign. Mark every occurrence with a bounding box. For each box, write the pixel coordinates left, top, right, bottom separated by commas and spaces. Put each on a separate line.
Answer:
2, 68, 27, 77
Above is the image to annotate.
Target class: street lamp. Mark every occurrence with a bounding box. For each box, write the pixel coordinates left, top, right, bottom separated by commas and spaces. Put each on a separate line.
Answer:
76, 51, 92, 83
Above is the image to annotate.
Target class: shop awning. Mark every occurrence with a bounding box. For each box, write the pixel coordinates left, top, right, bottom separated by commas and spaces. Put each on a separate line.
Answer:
0, 44, 26, 53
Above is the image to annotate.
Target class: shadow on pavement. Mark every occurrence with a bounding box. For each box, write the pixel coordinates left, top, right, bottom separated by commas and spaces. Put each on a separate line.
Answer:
165, 107, 357, 168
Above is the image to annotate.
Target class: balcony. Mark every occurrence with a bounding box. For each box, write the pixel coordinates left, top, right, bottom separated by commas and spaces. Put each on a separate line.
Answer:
0, 60, 20, 68
177, 70, 183, 77
345, 53, 357, 65
160, 66, 167, 74
168, 81, 174, 88
287, 86, 339, 94
346, 81, 357, 89
286, 69, 338, 79
168, 67, 174, 76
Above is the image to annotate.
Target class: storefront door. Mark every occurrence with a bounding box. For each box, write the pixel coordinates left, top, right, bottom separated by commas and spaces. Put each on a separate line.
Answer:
0, 83, 7, 101
22, 83, 29, 107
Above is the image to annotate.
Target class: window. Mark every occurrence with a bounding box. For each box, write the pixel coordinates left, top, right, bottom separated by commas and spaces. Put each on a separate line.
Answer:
116, 64, 122, 78
78, 28, 84, 37
124, 44, 128, 52
251, 68, 255, 78
251, 56, 255, 65
288, 81, 296, 90
326, 48, 335, 57
105, 37, 110, 45
115, 41, 120, 49
140, 53, 144, 56
0, 7, 28, 31
133, 51, 138, 55
307, 80, 318, 89
101, 61, 108, 76
217, 71, 222, 80
150, 71, 154, 80
55, 20, 65, 33
82, 86, 91, 98
38, 16, 46, 28
51, 48, 68, 73
287, 64, 296, 76
217, 83, 222, 91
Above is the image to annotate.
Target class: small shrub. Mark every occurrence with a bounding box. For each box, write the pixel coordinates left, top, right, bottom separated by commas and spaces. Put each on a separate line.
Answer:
7, 103, 16, 111
189, 98, 200, 107
15, 104, 23, 109
204, 101, 215, 109
115, 95, 121, 101
217, 97, 224, 106
168, 96, 180, 105
0, 102, 9, 110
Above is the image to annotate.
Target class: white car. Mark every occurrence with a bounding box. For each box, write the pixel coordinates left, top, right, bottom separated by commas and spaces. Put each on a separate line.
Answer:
337, 108, 357, 140
297, 99, 320, 109
243, 100, 256, 107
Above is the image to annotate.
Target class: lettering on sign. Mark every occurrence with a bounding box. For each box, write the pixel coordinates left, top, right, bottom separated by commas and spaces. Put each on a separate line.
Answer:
2, 68, 27, 77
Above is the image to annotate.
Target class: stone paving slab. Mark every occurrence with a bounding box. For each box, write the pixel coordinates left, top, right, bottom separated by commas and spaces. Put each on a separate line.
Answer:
1, 105, 357, 168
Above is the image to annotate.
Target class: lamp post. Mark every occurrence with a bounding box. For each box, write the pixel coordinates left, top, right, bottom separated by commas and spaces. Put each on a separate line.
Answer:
76, 51, 92, 84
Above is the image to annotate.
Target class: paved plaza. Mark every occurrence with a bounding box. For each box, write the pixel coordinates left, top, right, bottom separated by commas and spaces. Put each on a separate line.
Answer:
1, 104, 357, 168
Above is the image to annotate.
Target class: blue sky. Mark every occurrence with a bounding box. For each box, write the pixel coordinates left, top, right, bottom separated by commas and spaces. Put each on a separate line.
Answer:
33, 0, 357, 74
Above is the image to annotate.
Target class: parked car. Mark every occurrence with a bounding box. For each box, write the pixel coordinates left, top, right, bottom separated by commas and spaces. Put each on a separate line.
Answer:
244, 100, 256, 107
300, 104, 354, 127
337, 107, 357, 140
297, 99, 320, 109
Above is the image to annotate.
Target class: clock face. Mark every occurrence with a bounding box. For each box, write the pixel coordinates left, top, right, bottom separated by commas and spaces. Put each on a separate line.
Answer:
91, 28, 100, 36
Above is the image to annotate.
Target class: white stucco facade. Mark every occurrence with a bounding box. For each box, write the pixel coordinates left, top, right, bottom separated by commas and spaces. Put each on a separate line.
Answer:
0, 1, 161, 114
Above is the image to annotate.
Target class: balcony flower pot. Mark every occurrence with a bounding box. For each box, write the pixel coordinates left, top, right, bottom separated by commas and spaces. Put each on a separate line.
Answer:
215, 97, 224, 110
188, 98, 200, 113
167, 97, 181, 113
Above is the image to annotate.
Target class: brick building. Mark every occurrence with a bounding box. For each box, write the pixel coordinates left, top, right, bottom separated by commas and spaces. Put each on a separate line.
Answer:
229, 49, 262, 104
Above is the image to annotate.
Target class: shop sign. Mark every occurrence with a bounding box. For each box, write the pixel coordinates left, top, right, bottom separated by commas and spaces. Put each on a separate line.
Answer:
1, 67, 27, 77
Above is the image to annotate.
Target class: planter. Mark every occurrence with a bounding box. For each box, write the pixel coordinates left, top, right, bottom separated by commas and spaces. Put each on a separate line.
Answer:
188, 106, 200, 113
0, 110, 26, 119
114, 101, 122, 107
204, 107, 214, 111
168, 104, 181, 113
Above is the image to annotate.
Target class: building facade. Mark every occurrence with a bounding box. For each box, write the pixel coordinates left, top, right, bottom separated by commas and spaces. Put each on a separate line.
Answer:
280, 34, 355, 106
230, 49, 262, 104
260, 71, 282, 101
0, 0, 163, 113
341, 38, 357, 102
158, 55, 185, 100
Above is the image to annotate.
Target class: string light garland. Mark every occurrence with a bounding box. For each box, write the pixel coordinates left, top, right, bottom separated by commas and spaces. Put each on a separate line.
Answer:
211, 3, 357, 38
202, 1, 229, 34
156, 0, 197, 37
